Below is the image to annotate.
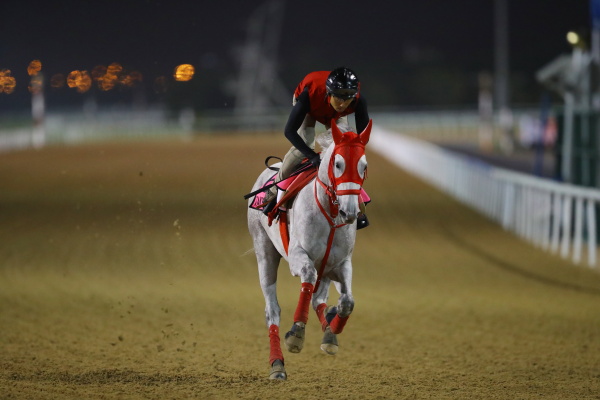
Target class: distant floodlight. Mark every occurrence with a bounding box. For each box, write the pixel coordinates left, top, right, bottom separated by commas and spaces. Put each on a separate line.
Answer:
0, 69, 17, 94
27, 60, 42, 76
566, 31, 580, 46
67, 70, 92, 93
174, 64, 195, 81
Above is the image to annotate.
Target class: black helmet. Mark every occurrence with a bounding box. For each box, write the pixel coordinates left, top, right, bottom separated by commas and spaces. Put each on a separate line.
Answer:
326, 67, 359, 99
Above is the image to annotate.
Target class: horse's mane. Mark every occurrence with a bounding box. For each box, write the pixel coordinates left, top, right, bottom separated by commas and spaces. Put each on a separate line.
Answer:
316, 122, 356, 151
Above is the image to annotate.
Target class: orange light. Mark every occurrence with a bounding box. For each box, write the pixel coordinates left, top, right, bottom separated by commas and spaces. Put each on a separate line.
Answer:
28, 74, 43, 94
67, 70, 92, 93
174, 64, 195, 81
27, 60, 42, 76
92, 63, 140, 91
0, 69, 17, 94
107, 62, 123, 76
91, 65, 107, 81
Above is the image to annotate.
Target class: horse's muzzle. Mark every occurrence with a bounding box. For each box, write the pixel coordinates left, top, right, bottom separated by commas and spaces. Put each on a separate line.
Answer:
338, 209, 358, 224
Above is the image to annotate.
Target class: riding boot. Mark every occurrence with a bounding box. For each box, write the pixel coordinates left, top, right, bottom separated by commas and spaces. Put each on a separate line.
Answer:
357, 213, 370, 230
261, 185, 278, 215
263, 198, 277, 216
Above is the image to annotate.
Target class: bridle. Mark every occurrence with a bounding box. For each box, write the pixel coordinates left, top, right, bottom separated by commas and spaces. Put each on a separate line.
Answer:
312, 119, 371, 292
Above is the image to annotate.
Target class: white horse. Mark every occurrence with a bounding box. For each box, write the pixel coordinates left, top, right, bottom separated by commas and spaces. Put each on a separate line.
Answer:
247, 119, 372, 380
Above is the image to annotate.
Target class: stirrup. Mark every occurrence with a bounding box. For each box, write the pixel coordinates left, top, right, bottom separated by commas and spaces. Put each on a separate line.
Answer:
357, 213, 369, 230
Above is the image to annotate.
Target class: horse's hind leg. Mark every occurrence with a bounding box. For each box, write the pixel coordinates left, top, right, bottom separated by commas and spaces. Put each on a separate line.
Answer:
252, 226, 286, 380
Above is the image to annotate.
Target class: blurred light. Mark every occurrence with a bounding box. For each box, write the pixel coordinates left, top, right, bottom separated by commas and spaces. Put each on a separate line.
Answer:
91, 65, 107, 81
67, 70, 92, 93
94, 64, 117, 91
107, 62, 122, 76
28, 74, 43, 94
174, 64, 195, 81
50, 73, 65, 89
119, 71, 143, 87
567, 31, 580, 46
91, 65, 113, 91
0, 69, 17, 94
90, 62, 142, 91
27, 60, 42, 76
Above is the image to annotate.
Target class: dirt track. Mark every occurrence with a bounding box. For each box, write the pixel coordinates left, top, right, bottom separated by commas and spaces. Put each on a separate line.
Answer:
1, 134, 600, 399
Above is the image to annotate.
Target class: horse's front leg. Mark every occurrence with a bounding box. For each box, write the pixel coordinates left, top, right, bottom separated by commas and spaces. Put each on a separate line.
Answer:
284, 250, 317, 353
327, 260, 355, 334
312, 277, 340, 355
331, 279, 354, 334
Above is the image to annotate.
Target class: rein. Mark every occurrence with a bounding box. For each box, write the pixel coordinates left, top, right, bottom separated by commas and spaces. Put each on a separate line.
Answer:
312, 176, 353, 293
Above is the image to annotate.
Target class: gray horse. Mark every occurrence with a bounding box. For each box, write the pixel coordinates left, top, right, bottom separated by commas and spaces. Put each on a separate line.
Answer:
247, 119, 372, 380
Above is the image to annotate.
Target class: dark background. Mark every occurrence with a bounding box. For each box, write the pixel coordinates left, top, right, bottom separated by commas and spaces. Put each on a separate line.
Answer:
0, 0, 591, 112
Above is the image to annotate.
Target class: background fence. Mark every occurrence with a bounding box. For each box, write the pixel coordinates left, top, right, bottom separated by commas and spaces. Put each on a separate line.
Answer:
370, 125, 600, 268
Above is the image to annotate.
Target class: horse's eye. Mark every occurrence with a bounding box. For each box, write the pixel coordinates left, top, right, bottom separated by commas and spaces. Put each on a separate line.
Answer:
334, 154, 345, 178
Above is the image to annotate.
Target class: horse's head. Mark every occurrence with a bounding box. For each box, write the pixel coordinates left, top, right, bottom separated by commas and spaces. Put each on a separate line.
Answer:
319, 119, 372, 225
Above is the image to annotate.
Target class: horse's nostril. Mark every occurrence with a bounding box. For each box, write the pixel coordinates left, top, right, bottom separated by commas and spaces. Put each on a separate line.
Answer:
339, 210, 347, 218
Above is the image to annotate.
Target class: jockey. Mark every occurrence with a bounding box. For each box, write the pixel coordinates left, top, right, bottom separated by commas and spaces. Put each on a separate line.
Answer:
264, 67, 371, 229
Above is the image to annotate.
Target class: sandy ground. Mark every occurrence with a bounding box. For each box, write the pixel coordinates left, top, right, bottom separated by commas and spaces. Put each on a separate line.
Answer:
1, 134, 600, 399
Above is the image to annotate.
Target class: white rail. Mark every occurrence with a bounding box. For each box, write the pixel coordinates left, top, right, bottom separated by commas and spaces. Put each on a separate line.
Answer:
370, 126, 599, 268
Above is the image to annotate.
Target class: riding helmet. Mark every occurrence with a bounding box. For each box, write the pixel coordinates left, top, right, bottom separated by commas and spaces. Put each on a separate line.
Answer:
326, 67, 359, 99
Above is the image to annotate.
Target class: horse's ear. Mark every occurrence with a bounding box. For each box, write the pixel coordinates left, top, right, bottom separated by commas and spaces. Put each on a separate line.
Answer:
359, 119, 373, 145
331, 119, 344, 144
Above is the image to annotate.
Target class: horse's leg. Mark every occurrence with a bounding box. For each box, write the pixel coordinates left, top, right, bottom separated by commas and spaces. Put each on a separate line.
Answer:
285, 251, 317, 354
329, 262, 354, 335
311, 277, 339, 355
283, 281, 313, 353
313, 277, 331, 330
252, 226, 286, 380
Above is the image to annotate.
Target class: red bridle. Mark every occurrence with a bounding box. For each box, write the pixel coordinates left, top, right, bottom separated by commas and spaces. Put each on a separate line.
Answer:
320, 119, 372, 209
312, 119, 372, 293
314, 119, 372, 221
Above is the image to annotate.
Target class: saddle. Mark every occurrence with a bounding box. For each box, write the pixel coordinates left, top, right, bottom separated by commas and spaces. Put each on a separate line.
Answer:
249, 167, 318, 225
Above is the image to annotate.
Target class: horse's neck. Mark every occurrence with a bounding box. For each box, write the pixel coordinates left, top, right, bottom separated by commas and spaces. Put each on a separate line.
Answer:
292, 149, 333, 223
315, 147, 334, 202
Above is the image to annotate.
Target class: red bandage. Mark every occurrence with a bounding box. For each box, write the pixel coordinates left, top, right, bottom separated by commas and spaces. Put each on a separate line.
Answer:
293, 282, 314, 323
329, 314, 349, 334
268, 324, 284, 365
315, 303, 328, 331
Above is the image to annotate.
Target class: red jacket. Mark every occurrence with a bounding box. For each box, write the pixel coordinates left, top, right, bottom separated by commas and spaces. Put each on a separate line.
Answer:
293, 71, 359, 126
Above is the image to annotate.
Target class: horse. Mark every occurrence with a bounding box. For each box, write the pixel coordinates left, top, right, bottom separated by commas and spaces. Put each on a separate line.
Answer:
247, 119, 372, 380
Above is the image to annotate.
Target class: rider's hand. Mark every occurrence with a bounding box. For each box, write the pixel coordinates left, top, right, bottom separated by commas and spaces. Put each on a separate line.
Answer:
309, 153, 321, 168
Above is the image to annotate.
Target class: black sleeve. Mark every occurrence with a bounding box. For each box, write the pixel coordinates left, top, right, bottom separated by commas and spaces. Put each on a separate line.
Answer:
354, 96, 370, 134
283, 89, 318, 159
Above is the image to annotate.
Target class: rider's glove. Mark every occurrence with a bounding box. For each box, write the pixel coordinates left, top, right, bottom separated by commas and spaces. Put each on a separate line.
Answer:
309, 152, 321, 168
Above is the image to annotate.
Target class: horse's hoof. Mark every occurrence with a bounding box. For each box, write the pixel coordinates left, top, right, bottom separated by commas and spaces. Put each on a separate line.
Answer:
269, 359, 287, 380
284, 322, 305, 353
320, 326, 338, 355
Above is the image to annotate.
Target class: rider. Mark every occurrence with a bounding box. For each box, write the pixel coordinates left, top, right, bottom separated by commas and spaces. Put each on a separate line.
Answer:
264, 67, 371, 229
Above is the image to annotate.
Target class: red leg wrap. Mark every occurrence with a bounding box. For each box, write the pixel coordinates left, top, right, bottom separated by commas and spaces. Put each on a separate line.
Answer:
293, 282, 314, 324
268, 325, 284, 365
329, 314, 349, 334
315, 303, 328, 331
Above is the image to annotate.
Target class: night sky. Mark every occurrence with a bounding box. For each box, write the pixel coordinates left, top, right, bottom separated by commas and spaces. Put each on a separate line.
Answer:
0, 0, 592, 111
